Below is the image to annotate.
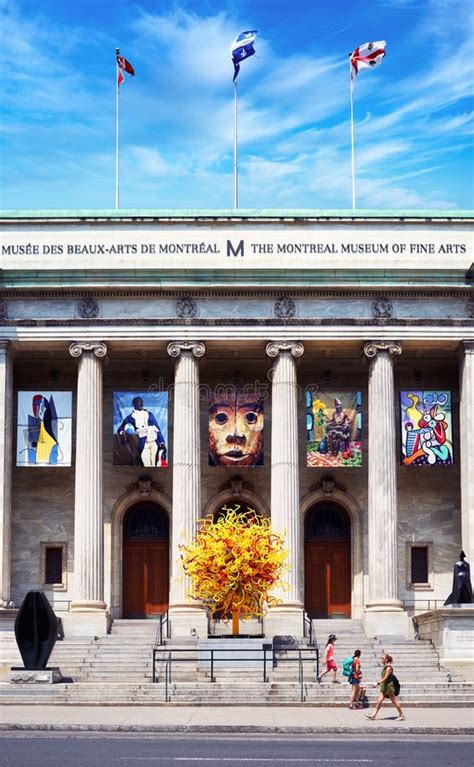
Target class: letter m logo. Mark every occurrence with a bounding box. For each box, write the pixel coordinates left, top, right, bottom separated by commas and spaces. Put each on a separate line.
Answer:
226, 239, 244, 258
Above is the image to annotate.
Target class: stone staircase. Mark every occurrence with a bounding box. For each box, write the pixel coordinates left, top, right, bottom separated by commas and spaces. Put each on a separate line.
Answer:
0, 618, 472, 706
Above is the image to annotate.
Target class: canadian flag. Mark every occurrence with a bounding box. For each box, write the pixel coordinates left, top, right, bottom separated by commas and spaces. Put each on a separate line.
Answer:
117, 53, 135, 86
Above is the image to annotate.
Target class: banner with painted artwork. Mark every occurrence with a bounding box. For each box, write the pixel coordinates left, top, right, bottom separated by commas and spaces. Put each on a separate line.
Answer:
209, 388, 264, 466
400, 390, 453, 466
306, 391, 362, 467
113, 392, 168, 467
16, 391, 72, 467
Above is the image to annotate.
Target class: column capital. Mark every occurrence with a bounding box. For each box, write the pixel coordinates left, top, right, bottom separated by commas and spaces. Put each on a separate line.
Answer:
460, 340, 474, 355
0, 341, 15, 357
69, 341, 107, 359
363, 340, 402, 359
266, 341, 304, 359
167, 340, 206, 359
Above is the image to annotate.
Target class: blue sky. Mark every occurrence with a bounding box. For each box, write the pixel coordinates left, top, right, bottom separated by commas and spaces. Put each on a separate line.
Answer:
0, 0, 473, 210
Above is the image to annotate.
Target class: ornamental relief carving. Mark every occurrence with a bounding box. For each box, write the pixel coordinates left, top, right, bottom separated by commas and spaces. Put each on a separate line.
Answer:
176, 297, 197, 319
310, 476, 347, 496
126, 477, 163, 497
371, 296, 393, 319
466, 298, 474, 319
0, 300, 7, 320
77, 296, 100, 319
274, 297, 296, 319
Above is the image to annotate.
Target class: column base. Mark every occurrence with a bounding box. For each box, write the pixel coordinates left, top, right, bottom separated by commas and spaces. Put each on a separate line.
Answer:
169, 604, 208, 640
363, 605, 411, 639
264, 603, 305, 640
61, 609, 110, 638
70, 600, 107, 611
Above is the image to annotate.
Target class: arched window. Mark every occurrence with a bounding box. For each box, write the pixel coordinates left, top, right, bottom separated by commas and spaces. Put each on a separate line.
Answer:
305, 501, 350, 541
123, 502, 169, 540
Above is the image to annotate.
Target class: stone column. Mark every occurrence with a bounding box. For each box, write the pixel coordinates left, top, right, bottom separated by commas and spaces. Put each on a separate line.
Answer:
265, 341, 304, 638
167, 341, 207, 637
460, 341, 474, 564
67, 341, 108, 636
0, 342, 13, 610
363, 340, 409, 637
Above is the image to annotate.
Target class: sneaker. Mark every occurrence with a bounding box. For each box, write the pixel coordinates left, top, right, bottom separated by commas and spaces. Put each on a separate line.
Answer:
332, 679, 341, 684
365, 714, 376, 720
316, 676, 322, 683
396, 715, 406, 721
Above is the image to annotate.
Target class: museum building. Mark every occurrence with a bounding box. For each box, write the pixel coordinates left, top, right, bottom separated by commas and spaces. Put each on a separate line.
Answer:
0, 210, 473, 659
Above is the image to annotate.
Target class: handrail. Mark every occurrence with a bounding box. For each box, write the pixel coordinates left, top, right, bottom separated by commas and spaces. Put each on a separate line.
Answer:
154, 612, 170, 647
153, 644, 274, 686
401, 598, 446, 613
164, 651, 171, 702
303, 612, 319, 677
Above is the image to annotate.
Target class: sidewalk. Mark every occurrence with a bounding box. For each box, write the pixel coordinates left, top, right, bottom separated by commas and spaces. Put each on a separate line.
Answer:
0, 705, 473, 735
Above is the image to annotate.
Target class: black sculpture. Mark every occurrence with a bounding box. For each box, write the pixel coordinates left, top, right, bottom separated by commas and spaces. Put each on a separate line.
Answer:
444, 551, 473, 605
14, 591, 58, 669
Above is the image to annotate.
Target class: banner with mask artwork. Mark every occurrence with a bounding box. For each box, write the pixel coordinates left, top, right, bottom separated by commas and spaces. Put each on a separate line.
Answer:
306, 391, 362, 467
17, 391, 72, 467
113, 392, 168, 467
209, 388, 264, 467
400, 390, 453, 466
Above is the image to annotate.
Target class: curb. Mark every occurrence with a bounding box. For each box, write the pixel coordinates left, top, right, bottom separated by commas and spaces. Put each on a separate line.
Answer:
0, 724, 473, 735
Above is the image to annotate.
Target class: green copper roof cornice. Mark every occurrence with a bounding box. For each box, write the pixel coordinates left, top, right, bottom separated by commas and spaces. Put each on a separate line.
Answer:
0, 209, 473, 222
1, 268, 471, 290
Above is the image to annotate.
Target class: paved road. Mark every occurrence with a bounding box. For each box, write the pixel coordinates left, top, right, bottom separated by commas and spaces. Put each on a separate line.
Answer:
0, 733, 472, 767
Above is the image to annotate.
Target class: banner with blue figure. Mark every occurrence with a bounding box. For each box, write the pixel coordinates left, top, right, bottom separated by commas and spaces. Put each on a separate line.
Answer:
400, 390, 453, 466
17, 391, 72, 467
113, 391, 168, 467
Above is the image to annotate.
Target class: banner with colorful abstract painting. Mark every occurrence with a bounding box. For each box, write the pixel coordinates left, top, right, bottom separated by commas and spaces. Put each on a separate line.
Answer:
113, 391, 168, 467
306, 391, 362, 467
400, 390, 453, 466
16, 391, 72, 467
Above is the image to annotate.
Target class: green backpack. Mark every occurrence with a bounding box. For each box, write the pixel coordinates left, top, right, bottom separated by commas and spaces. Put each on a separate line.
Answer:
342, 656, 354, 677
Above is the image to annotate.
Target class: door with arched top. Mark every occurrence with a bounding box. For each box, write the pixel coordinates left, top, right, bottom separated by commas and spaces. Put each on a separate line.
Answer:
122, 502, 169, 618
304, 501, 351, 618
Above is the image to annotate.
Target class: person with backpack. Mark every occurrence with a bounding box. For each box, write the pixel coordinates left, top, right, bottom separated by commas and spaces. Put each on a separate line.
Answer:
317, 634, 340, 683
365, 653, 405, 721
347, 649, 363, 709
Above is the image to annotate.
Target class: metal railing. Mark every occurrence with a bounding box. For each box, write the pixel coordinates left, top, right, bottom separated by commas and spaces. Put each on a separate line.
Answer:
154, 612, 171, 647
402, 599, 446, 614
152, 644, 320, 703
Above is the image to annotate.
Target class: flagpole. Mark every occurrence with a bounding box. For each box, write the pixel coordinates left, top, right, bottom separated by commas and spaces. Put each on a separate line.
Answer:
349, 58, 356, 210
233, 78, 238, 209
115, 47, 120, 210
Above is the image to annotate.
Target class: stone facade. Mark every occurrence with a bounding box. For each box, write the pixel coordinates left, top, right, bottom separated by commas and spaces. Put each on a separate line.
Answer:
0, 212, 472, 641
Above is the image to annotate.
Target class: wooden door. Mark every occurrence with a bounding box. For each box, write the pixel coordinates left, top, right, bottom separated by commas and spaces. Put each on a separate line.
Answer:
123, 541, 169, 618
305, 541, 351, 618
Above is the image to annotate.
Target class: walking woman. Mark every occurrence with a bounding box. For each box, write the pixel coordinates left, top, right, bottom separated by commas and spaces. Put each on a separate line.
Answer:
348, 649, 362, 709
365, 653, 405, 721
317, 634, 340, 683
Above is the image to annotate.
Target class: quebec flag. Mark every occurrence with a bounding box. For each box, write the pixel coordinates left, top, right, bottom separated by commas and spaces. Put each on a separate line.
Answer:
231, 30, 258, 81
